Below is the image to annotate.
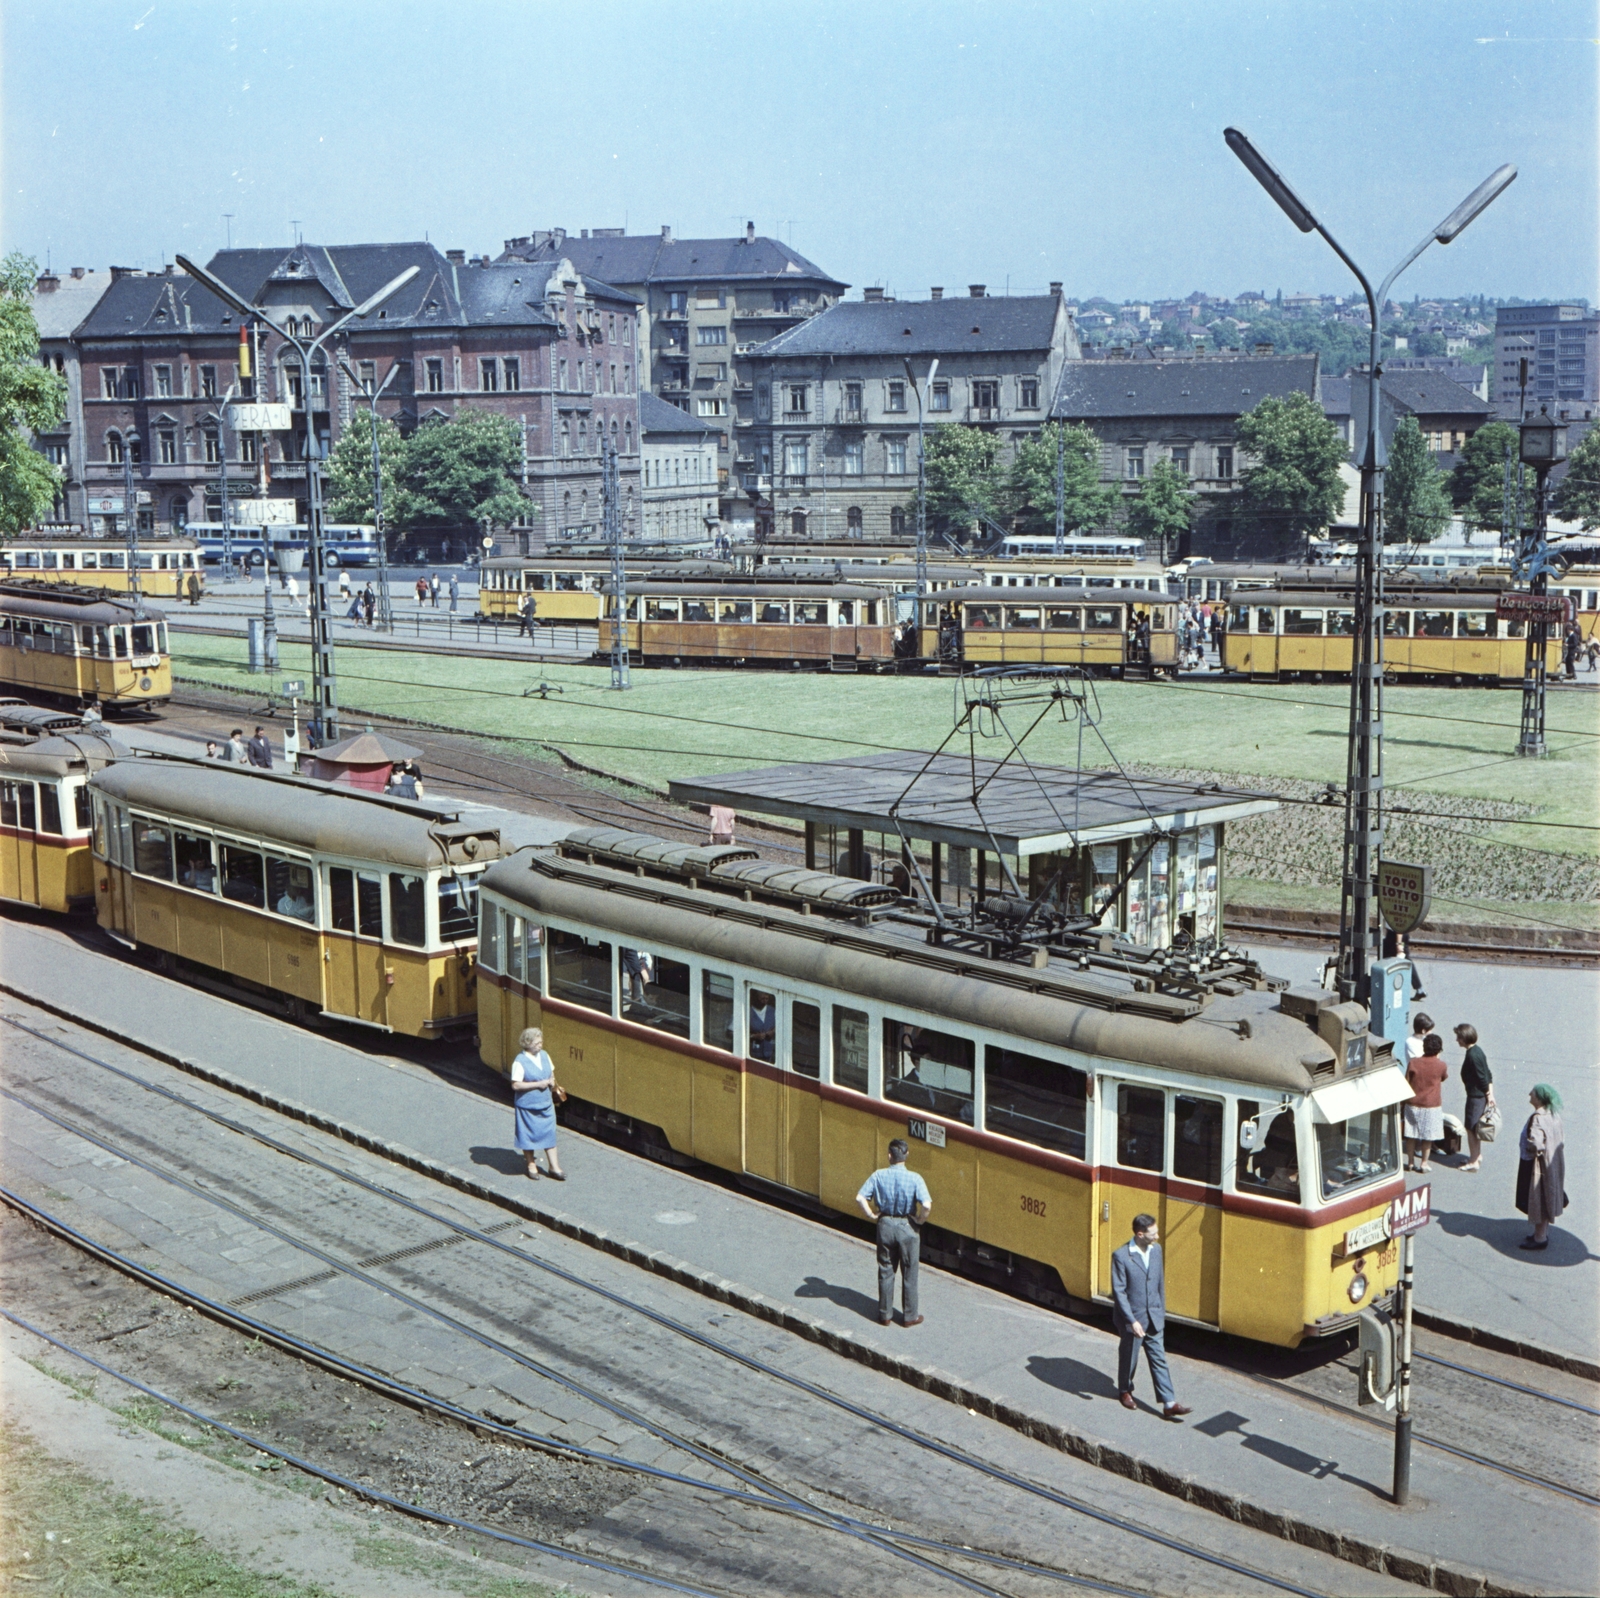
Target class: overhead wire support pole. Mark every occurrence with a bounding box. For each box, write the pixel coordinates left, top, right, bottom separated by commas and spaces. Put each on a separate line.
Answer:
216, 383, 235, 583
339, 358, 401, 632
1053, 420, 1066, 557
606, 441, 630, 690
122, 432, 143, 619
1223, 130, 1514, 1009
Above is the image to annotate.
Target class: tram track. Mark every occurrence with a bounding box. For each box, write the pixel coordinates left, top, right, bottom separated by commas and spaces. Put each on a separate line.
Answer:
0, 1006, 1355, 1598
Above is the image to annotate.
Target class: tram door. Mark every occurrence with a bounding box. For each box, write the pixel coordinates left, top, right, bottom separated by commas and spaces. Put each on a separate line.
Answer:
323, 866, 388, 1025
1095, 1080, 1223, 1326
740, 986, 821, 1196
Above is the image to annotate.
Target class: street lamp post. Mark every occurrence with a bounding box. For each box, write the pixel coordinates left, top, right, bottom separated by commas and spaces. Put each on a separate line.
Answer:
122, 436, 143, 619
176, 255, 419, 744
1515, 409, 1568, 758
903, 357, 938, 601
339, 358, 401, 632
604, 441, 630, 691
1224, 130, 1514, 1011
1054, 421, 1066, 557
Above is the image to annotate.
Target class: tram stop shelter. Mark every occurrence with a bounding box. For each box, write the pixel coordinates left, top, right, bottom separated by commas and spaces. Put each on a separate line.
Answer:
669, 752, 1279, 950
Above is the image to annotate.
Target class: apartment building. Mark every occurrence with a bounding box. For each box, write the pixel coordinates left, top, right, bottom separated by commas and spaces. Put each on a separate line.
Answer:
1493, 304, 1599, 419
640, 392, 720, 543
31, 267, 113, 530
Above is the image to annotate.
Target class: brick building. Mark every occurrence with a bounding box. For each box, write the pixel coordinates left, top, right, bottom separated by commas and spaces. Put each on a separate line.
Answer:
69, 242, 643, 554
31, 267, 114, 531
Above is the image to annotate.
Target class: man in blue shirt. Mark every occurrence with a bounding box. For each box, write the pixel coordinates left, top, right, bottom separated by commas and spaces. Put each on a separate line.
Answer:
1111, 1214, 1192, 1420
856, 1139, 932, 1327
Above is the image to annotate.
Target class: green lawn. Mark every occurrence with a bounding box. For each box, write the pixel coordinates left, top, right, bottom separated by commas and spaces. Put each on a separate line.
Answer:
172, 637, 1600, 858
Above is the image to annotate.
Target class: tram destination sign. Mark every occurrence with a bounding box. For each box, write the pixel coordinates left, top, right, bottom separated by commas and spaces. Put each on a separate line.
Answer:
1495, 592, 1573, 625
1377, 862, 1432, 935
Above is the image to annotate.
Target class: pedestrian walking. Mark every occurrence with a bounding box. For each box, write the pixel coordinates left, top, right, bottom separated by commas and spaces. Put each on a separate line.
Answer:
227, 728, 248, 764
516, 591, 532, 637
1456, 1022, 1495, 1172
509, 1027, 565, 1180
204, 740, 221, 759
448, 573, 460, 614
1562, 621, 1581, 681
415, 575, 429, 607
1403, 1031, 1448, 1173
430, 573, 441, 608
338, 568, 352, 602
286, 574, 304, 614
1111, 1214, 1191, 1420
246, 725, 274, 770
185, 571, 202, 606
1587, 636, 1600, 673
855, 1139, 931, 1327
1516, 1085, 1567, 1250
344, 592, 363, 623
362, 583, 376, 627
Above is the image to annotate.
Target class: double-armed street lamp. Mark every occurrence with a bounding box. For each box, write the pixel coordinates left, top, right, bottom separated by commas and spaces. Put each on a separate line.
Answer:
176, 254, 419, 744
338, 358, 402, 633
1223, 131, 1515, 1011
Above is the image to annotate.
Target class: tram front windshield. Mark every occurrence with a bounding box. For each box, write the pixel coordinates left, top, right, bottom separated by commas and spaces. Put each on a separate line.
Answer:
1316, 1107, 1399, 1200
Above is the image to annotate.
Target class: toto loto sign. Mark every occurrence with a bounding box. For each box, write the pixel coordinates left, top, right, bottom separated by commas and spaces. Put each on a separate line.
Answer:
1496, 592, 1573, 625
1378, 861, 1432, 935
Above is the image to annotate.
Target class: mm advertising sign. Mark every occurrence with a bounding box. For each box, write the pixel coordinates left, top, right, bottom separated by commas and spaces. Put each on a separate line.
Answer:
233, 499, 298, 527
1378, 862, 1432, 935
1496, 592, 1573, 625
1389, 1184, 1431, 1239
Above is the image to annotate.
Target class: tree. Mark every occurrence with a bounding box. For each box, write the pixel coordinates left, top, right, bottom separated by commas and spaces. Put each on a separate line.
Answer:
326, 408, 407, 526
911, 424, 1002, 541
0, 252, 67, 536
1125, 460, 1197, 561
1448, 421, 1520, 536
1382, 415, 1452, 545
397, 408, 526, 533
1235, 390, 1348, 545
1003, 422, 1120, 542
1552, 425, 1600, 531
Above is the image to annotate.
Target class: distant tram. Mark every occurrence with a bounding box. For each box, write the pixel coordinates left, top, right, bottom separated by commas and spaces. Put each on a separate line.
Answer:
916, 586, 1179, 673
2, 538, 204, 599
0, 731, 122, 913
0, 583, 172, 712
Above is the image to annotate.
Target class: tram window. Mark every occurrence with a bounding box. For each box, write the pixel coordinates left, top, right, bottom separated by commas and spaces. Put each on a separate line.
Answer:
118, 808, 133, 866
757, 600, 790, 623
269, 856, 315, 921
131, 817, 173, 879
1085, 606, 1121, 631
831, 1005, 870, 1093
836, 601, 856, 625
547, 927, 613, 1013
883, 1019, 974, 1122
794, 601, 828, 625
1415, 611, 1454, 638
1089, 843, 1121, 926
1502, 617, 1526, 638
74, 784, 92, 832
1229, 604, 1250, 630
1282, 609, 1324, 635
1173, 1095, 1223, 1186
645, 598, 681, 621
1383, 611, 1410, 638
792, 1001, 821, 1079
1236, 1100, 1300, 1201
718, 599, 754, 624
112, 628, 129, 659
627, 952, 690, 1039
1, 781, 35, 831
79, 625, 95, 651
701, 970, 735, 1050
1458, 612, 1492, 639
1316, 1108, 1399, 1200
1045, 607, 1081, 630
132, 624, 158, 656
965, 604, 1001, 630
389, 872, 426, 946
1115, 1085, 1165, 1172
479, 902, 500, 970
984, 1046, 1086, 1157
174, 831, 216, 892
0, 617, 9, 646
220, 845, 265, 907
683, 599, 714, 622
1005, 607, 1042, 630
749, 988, 777, 1062
437, 875, 477, 941
505, 916, 525, 981
1254, 608, 1276, 634
528, 572, 552, 591
92, 794, 109, 857
554, 573, 586, 591
1327, 610, 1357, 636
36, 784, 61, 836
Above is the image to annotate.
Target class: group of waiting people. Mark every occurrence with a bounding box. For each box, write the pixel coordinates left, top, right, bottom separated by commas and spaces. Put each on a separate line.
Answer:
336, 569, 380, 627
203, 726, 274, 768
1402, 1014, 1568, 1251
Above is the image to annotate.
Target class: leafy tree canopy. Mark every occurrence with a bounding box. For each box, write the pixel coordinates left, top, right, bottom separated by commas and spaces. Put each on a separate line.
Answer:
1235, 390, 1348, 542
396, 408, 526, 531
1003, 422, 1121, 541
1124, 460, 1197, 558
1551, 425, 1600, 532
1382, 415, 1452, 546
0, 252, 67, 537
1448, 421, 1520, 535
913, 424, 1002, 541
326, 408, 407, 526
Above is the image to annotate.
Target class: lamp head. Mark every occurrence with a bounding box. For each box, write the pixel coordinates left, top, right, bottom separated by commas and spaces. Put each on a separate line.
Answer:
1519, 406, 1567, 466
1434, 164, 1516, 243
1224, 128, 1317, 233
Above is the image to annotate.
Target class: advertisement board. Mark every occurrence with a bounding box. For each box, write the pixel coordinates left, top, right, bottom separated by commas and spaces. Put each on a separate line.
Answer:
229, 403, 293, 432
1377, 862, 1432, 935
233, 499, 298, 527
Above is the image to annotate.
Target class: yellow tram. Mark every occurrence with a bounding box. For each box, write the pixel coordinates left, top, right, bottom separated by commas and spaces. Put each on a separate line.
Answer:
90, 759, 505, 1036
917, 585, 1179, 673
1222, 581, 1563, 682
478, 556, 655, 625
2, 538, 205, 598
477, 827, 1407, 1348
0, 583, 173, 711
0, 731, 123, 912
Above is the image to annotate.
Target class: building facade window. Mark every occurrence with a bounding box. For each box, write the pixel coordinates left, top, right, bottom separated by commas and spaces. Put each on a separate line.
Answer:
972, 380, 999, 414
791, 509, 807, 536
128, 435, 142, 465
887, 438, 908, 475
696, 325, 728, 345
578, 420, 588, 453
843, 440, 863, 475
786, 384, 809, 415
931, 380, 951, 412
622, 364, 631, 393
667, 291, 687, 315
887, 380, 906, 413
1215, 445, 1233, 479
480, 359, 499, 392
200, 365, 217, 398
358, 360, 376, 393
624, 420, 633, 453
890, 505, 907, 536
785, 439, 809, 476
561, 421, 571, 456
426, 359, 444, 393
1170, 446, 1190, 474
843, 382, 863, 419
1125, 447, 1145, 480
1020, 378, 1039, 409
202, 429, 220, 464
696, 287, 724, 308
158, 430, 177, 464
847, 506, 863, 535
240, 433, 258, 464
102, 368, 120, 399
154, 365, 172, 398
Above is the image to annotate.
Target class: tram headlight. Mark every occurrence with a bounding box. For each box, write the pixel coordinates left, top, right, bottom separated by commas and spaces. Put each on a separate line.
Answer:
1348, 1271, 1369, 1305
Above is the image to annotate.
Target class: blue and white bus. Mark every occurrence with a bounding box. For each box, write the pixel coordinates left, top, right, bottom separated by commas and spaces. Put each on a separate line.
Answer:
187, 523, 379, 568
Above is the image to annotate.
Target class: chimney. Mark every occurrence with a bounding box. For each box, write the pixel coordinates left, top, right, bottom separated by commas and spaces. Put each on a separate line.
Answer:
446, 249, 466, 265
581, 229, 589, 240
70, 267, 86, 279
1049, 281, 1062, 297
863, 286, 885, 303
1254, 340, 1274, 355
661, 225, 673, 242
110, 265, 138, 280
35, 271, 59, 293
746, 221, 755, 244
930, 287, 943, 301
969, 284, 986, 298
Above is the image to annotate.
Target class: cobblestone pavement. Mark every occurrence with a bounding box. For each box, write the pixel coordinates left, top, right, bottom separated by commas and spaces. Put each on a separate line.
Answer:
0, 997, 1419, 1598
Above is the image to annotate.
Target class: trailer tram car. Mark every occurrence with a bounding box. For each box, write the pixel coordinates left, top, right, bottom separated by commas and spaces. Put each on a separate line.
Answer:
1222, 579, 1562, 683
478, 556, 665, 625
90, 759, 504, 1035
917, 585, 1178, 673
1, 538, 205, 598
0, 731, 123, 912
601, 580, 895, 669
477, 828, 1408, 1348
0, 583, 172, 712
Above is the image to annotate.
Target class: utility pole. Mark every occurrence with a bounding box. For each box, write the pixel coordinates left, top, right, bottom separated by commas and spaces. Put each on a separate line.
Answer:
605, 441, 630, 690
905, 357, 938, 600
1515, 409, 1568, 758
122, 434, 143, 619
339, 357, 401, 632
216, 384, 235, 581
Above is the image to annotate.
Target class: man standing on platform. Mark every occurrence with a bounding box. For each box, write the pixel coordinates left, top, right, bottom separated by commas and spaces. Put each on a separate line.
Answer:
1112, 1214, 1191, 1420
856, 1139, 931, 1328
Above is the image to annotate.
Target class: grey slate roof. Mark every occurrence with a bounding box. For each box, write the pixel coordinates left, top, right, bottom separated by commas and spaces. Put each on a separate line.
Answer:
33, 271, 113, 340
1320, 375, 1352, 418
640, 392, 717, 436
755, 295, 1064, 360
1369, 370, 1492, 419
500, 232, 845, 290
1051, 354, 1320, 419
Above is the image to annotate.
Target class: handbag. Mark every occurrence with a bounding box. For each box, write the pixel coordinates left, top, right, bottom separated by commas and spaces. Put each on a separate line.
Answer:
551, 1079, 569, 1106
1477, 1101, 1500, 1143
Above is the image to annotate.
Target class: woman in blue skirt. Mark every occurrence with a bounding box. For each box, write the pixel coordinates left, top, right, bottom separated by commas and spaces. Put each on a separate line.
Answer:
511, 1027, 565, 1180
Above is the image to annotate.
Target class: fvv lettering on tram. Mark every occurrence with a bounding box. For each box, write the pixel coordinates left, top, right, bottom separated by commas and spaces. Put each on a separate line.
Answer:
907, 1119, 946, 1148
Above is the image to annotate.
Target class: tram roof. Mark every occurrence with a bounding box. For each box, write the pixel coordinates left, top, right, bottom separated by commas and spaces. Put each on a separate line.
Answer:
607, 579, 887, 599
91, 758, 505, 869
934, 585, 1163, 604
0, 731, 127, 778
670, 751, 1278, 857
0, 582, 170, 621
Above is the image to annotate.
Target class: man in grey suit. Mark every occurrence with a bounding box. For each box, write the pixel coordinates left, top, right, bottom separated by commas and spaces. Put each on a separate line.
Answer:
1111, 1213, 1192, 1420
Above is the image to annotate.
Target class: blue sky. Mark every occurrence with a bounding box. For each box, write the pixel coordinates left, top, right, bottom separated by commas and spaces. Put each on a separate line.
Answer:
4, 0, 1595, 303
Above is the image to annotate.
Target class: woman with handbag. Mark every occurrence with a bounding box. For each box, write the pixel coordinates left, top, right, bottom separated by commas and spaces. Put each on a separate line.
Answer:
510, 1027, 566, 1181
1455, 1023, 1495, 1172
1515, 1085, 1566, 1251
